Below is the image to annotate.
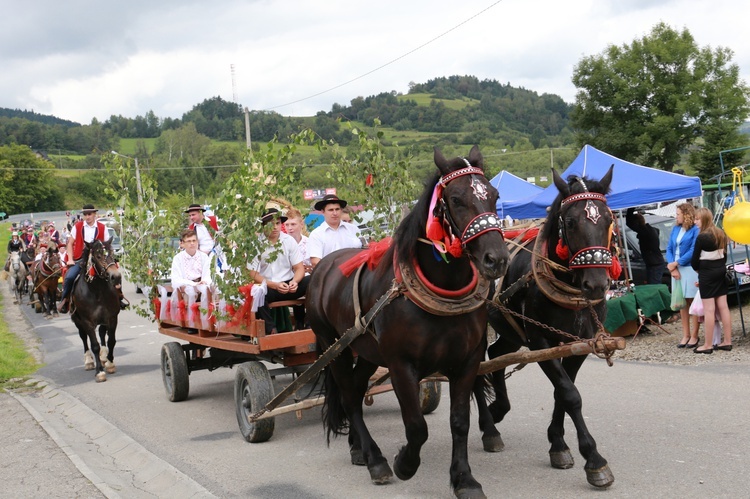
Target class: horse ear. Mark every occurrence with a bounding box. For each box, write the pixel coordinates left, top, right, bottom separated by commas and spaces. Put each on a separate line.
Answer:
434, 147, 449, 175
599, 164, 615, 193
467, 145, 484, 170
552, 168, 570, 197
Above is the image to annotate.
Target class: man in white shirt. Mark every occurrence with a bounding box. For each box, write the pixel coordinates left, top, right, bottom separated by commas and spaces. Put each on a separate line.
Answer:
307, 195, 362, 269
249, 209, 309, 334
170, 229, 212, 293
185, 204, 218, 255
284, 208, 312, 274
60, 204, 116, 313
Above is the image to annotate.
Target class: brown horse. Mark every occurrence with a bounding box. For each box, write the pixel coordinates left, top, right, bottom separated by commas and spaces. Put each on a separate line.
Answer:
31, 245, 62, 318
70, 239, 122, 382
306, 146, 509, 498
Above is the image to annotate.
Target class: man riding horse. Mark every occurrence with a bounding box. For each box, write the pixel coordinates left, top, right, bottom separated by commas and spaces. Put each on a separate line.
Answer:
59, 204, 128, 313
4, 231, 26, 272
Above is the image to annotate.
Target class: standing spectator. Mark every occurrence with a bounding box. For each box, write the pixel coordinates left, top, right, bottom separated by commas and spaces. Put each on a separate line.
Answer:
691, 207, 733, 353
307, 195, 362, 268
666, 203, 700, 348
626, 208, 667, 284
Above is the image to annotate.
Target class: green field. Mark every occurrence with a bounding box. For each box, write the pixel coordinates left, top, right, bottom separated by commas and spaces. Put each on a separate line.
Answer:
397, 93, 479, 111
117, 137, 158, 155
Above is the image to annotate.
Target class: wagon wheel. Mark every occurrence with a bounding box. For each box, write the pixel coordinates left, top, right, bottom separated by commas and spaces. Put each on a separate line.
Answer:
234, 361, 275, 443
418, 380, 442, 415
161, 342, 189, 402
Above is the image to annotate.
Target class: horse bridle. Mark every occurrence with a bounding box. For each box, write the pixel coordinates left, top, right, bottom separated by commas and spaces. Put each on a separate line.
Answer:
39, 251, 61, 279
435, 161, 504, 247
86, 245, 118, 282
557, 181, 613, 270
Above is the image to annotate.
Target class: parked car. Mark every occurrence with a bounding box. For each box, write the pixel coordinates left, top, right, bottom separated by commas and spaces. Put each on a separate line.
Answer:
106, 228, 123, 257
621, 213, 750, 293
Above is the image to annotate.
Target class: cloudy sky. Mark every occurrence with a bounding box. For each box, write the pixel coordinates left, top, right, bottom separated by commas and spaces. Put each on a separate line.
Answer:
2, 0, 748, 124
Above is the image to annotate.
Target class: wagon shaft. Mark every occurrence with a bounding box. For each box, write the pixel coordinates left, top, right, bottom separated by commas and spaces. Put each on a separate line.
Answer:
477, 336, 626, 375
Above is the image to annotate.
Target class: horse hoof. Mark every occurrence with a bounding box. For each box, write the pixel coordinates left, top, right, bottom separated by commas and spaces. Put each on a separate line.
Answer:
84, 351, 95, 371
350, 448, 366, 466
368, 460, 393, 485
393, 448, 420, 481
455, 487, 487, 499
95, 372, 107, 382
482, 433, 505, 452
105, 361, 116, 374
586, 465, 614, 488
550, 450, 575, 469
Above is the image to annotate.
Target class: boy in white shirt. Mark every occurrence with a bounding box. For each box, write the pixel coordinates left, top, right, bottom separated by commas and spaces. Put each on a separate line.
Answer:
248, 209, 309, 334
171, 229, 212, 303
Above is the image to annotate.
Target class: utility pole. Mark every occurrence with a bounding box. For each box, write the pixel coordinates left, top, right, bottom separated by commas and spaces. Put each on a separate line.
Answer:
244, 107, 252, 151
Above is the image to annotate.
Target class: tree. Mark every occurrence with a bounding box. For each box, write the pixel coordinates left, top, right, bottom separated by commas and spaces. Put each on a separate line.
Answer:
571, 23, 750, 176
0, 144, 64, 214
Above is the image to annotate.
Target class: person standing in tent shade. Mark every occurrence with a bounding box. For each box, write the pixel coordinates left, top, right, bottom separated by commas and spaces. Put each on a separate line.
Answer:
626, 208, 666, 284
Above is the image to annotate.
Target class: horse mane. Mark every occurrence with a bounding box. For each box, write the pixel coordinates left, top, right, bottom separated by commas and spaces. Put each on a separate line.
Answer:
540, 173, 613, 243
392, 171, 441, 269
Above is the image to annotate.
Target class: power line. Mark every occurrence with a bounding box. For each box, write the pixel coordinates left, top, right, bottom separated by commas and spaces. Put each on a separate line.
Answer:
264, 0, 505, 111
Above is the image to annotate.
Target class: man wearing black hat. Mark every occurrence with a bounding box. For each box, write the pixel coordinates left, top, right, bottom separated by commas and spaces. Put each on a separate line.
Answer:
307, 194, 361, 269
248, 208, 309, 334
185, 204, 220, 255
60, 204, 127, 312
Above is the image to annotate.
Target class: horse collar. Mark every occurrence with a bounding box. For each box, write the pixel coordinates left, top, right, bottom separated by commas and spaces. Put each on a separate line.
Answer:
394, 254, 490, 316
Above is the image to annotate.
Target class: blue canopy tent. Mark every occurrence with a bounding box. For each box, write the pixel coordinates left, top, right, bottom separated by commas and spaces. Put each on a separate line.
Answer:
501, 145, 703, 219
489, 170, 543, 219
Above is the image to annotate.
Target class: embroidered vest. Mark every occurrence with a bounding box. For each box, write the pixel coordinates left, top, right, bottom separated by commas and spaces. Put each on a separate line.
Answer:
73, 221, 106, 260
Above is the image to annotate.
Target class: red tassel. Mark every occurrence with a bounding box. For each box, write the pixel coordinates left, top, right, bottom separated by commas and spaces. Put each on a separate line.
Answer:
447, 237, 463, 258
365, 173, 374, 187
426, 218, 444, 241
555, 239, 570, 260
609, 255, 622, 279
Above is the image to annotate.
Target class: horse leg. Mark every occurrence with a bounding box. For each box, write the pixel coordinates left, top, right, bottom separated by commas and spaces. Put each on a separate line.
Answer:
50, 286, 59, 317
473, 376, 504, 452
537, 356, 613, 488
389, 364, 428, 482
102, 321, 117, 374
446, 363, 486, 499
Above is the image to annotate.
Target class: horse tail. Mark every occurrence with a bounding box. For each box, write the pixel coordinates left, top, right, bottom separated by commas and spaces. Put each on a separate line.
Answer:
321, 366, 349, 446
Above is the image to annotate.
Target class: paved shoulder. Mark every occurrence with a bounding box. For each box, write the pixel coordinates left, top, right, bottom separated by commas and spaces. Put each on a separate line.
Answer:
9, 379, 215, 499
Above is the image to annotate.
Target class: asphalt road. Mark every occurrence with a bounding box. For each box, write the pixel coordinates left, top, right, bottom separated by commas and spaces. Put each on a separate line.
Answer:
8, 212, 750, 498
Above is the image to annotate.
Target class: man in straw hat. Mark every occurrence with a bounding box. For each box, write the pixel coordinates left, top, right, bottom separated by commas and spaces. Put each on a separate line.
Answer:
248, 208, 309, 333
60, 204, 128, 313
307, 194, 361, 269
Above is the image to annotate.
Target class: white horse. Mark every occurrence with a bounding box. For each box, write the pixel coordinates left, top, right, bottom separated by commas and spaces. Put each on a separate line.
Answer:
8, 251, 28, 304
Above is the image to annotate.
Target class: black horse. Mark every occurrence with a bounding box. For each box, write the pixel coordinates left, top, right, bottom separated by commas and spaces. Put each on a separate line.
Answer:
30, 245, 62, 318
477, 166, 617, 488
306, 146, 509, 499
70, 239, 122, 382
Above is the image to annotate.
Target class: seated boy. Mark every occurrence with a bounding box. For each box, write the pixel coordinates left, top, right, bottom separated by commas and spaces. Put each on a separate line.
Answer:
170, 229, 212, 305
248, 208, 309, 334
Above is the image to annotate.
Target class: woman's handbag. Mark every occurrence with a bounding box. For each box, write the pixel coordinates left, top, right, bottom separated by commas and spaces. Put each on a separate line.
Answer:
670, 279, 686, 311
689, 289, 704, 316
725, 266, 736, 287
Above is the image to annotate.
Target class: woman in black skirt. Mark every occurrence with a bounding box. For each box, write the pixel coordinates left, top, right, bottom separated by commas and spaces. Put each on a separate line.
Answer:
691, 207, 733, 353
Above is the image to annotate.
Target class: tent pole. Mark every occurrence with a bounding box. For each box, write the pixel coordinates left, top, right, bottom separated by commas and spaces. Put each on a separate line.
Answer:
618, 210, 634, 284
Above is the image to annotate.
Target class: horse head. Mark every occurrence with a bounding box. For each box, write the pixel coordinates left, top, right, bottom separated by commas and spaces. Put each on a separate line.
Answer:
430, 145, 509, 280
549, 165, 615, 300
43, 245, 62, 274
10, 251, 22, 271
86, 239, 121, 285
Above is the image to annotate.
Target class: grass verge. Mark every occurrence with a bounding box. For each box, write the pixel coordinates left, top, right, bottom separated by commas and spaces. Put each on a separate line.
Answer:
0, 289, 40, 389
